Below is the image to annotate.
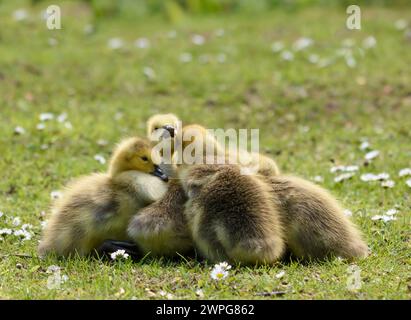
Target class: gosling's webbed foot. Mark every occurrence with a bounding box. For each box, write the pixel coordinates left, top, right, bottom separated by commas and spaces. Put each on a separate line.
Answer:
95, 240, 142, 261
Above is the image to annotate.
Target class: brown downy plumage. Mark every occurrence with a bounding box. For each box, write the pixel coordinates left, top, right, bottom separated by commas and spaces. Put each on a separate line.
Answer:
179, 163, 286, 265
127, 180, 193, 256
264, 175, 369, 261
38, 137, 168, 258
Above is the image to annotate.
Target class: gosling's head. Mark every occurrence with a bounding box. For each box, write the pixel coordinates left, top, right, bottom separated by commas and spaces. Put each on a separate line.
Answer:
108, 137, 168, 181
147, 113, 180, 141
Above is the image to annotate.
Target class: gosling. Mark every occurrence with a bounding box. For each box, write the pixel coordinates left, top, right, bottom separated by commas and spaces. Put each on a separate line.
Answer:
38, 137, 168, 258
264, 175, 369, 261
179, 163, 286, 265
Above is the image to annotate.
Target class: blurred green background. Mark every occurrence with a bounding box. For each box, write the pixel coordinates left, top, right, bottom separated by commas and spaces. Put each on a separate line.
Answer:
0, 0, 410, 299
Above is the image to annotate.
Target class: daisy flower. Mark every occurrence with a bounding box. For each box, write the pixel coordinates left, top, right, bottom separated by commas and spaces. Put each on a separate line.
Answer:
107, 38, 124, 50
134, 38, 150, 49
293, 37, 313, 51
94, 154, 106, 165
50, 190, 63, 200
110, 249, 130, 260
381, 180, 395, 188
192, 34, 205, 46
39, 112, 54, 121
364, 150, 379, 161
210, 262, 231, 280
334, 172, 355, 183
398, 168, 411, 177
14, 126, 26, 135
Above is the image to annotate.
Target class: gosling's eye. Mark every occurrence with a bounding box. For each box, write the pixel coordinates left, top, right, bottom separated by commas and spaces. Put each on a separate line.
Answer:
154, 127, 159, 130
141, 156, 148, 162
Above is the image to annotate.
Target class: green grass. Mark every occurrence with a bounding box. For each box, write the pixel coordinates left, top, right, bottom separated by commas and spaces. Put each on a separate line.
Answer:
0, 1, 410, 299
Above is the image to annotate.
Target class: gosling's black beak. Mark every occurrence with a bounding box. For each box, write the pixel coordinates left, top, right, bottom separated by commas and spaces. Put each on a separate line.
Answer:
151, 165, 168, 182
162, 125, 175, 138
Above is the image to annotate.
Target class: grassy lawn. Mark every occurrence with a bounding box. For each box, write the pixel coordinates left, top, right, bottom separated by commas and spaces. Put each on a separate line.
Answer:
0, 1, 410, 299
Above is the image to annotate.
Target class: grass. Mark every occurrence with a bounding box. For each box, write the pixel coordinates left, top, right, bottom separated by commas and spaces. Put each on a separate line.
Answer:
0, 1, 410, 299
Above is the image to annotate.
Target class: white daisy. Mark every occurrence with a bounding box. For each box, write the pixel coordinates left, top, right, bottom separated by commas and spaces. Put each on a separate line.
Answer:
361, 173, 389, 182
50, 190, 63, 200
398, 168, 411, 177
210, 266, 228, 280
394, 19, 408, 30
179, 52, 192, 63
216, 261, 232, 270
386, 209, 398, 216
64, 121, 73, 130
97, 139, 109, 147
293, 37, 313, 51
281, 51, 294, 61
195, 289, 204, 298
210, 262, 231, 281
107, 38, 124, 50
406, 179, 411, 188
371, 215, 396, 222
359, 141, 370, 150
364, 150, 379, 160
334, 172, 355, 183
94, 154, 106, 165
271, 41, 284, 53
275, 270, 286, 279
57, 113, 68, 123
345, 56, 356, 68
362, 36, 377, 49
36, 123, 46, 131
134, 38, 150, 49
14, 229, 32, 241
192, 34, 205, 46
343, 209, 353, 217
313, 176, 323, 183
14, 126, 26, 135
330, 165, 359, 173
13, 9, 28, 21
12, 217, 21, 226
39, 112, 54, 121
0, 228, 13, 235
381, 180, 395, 188
308, 54, 319, 64
47, 265, 61, 273
110, 249, 130, 260
143, 67, 156, 80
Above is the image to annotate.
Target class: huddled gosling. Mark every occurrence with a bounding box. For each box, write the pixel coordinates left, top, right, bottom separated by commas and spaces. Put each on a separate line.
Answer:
38, 137, 168, 258
264, 175, 369, 261
179, 163, 286, 265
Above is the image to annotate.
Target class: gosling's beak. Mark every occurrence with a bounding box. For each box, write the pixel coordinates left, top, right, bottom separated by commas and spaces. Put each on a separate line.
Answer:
162, 125, 175, 138
151, 165, 168, 182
